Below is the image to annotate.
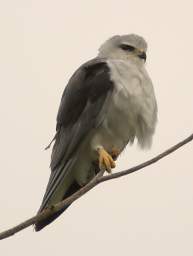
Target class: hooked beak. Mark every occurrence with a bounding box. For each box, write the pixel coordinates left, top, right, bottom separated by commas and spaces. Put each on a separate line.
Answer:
138, 51, 146, 62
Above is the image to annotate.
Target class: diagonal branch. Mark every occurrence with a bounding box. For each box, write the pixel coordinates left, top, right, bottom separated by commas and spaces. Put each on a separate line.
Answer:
0, 133, 193, 240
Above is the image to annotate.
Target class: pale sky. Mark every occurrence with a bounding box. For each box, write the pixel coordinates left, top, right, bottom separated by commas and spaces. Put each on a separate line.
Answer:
1, 0, 193, 255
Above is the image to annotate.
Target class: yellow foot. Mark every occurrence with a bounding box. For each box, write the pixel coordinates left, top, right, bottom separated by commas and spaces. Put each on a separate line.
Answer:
97, 147, 116, 173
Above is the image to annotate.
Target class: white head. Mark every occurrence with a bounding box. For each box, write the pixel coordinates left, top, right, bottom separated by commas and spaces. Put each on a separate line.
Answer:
98, 34, 147, 63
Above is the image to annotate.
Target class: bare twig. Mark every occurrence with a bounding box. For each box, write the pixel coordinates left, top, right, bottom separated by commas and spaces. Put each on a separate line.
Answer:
0, 133, 192, 240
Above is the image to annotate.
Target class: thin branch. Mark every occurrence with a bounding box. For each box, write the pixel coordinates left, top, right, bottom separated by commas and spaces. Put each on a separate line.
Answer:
99, 133, 193, 182
0, 133, 193, 240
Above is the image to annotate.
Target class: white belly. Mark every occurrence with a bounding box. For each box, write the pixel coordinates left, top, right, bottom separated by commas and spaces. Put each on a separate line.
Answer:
74, 59, 157, 186
90, 59, 157, 154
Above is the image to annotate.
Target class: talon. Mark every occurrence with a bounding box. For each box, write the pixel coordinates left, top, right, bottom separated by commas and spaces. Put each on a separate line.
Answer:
110, 147, 120, 160
97, 147, 116, 173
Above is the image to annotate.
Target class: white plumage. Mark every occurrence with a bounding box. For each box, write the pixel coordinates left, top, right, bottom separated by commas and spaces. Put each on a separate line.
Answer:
91, 35, 157, 157
77, 37, 158, 184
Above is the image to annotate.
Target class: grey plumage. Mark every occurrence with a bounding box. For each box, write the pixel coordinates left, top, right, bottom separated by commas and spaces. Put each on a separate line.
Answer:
35, 60, 114, 231
35, 34, 157, 231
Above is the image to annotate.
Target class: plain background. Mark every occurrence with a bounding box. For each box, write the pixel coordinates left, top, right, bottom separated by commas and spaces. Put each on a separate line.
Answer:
1, 0, 193, 255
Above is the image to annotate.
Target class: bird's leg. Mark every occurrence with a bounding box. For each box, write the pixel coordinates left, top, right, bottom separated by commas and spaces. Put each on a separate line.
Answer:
97, 146, 116, 173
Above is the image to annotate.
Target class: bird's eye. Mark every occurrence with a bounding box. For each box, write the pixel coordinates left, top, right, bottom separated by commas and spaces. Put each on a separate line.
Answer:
120, 44, 135, 51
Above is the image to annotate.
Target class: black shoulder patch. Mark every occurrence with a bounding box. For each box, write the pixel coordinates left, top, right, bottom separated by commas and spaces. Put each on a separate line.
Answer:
56, 59, 113, 129
85, 63, 113, 103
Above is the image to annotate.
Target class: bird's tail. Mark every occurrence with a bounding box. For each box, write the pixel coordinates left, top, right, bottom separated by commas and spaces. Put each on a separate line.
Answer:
34, 181, 81, 232
34, 205, 69, 232
34, 153, 97, 231
34, 156, 82, 232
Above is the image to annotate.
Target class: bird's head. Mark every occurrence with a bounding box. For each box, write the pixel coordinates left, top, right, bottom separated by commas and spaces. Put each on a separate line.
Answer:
98, 34, 147, 63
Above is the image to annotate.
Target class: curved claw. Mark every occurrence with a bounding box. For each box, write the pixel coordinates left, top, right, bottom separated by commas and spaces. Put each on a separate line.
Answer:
110, 147, 120, 160
97, 147, 116, 173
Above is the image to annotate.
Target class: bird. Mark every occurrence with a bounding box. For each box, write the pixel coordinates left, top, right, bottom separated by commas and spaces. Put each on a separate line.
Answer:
35, 34, 158, 231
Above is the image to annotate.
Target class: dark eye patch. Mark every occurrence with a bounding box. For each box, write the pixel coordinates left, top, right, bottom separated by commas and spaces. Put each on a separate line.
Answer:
120, 44, 135, 51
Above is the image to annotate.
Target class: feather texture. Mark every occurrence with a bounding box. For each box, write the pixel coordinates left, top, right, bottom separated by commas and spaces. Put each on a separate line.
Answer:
35, 59, 114, 231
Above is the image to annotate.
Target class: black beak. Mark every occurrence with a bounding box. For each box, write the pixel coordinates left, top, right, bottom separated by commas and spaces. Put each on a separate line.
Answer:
138, 52, 146, 62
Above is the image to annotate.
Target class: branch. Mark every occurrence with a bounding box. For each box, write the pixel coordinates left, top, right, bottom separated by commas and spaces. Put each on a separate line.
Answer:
0, 133, 193, 240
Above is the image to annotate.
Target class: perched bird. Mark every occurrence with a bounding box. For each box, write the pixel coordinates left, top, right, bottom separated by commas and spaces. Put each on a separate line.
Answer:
35, 34, 157, 231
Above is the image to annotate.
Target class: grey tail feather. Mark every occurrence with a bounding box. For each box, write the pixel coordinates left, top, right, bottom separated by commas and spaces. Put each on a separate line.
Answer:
34, 181, 81, 232
34, 205, 70, 232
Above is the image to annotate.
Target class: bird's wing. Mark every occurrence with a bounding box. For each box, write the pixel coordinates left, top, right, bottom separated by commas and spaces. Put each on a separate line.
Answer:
52, 58, 114, 170
40, 58, 114, 209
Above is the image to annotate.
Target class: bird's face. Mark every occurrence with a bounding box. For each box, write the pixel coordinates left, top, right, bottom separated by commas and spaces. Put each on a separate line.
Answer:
98, 34, 147, 64
118, 42, 147, 62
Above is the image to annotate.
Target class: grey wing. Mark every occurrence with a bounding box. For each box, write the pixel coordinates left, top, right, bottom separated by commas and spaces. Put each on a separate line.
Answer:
52, 58, 113, 169
39, 58, 114, 210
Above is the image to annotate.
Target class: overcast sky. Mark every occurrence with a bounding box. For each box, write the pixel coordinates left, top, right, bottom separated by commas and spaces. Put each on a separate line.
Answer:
1, 0, 193, 255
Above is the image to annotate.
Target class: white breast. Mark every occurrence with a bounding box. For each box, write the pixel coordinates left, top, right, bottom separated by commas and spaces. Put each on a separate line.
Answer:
91, 59, 157, 154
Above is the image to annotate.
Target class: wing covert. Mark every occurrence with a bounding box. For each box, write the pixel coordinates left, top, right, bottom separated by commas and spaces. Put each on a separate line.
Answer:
50, 58, 114, 171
